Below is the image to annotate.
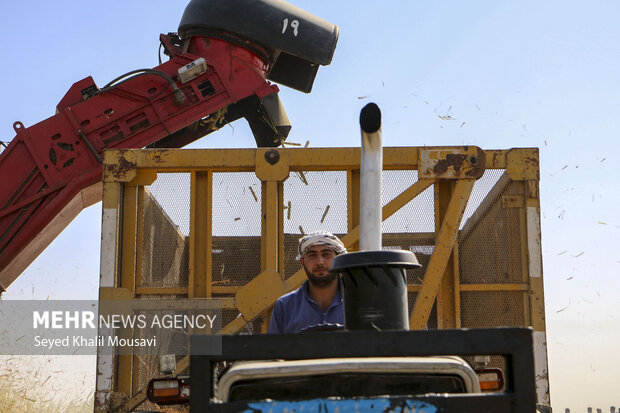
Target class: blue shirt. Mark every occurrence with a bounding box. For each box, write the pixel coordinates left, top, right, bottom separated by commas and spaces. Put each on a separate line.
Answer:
268, 281, 344, 334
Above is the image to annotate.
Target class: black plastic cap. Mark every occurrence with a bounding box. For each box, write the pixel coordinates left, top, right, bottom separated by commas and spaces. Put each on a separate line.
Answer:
359, 103, 381, 134
331, 250, 420, 272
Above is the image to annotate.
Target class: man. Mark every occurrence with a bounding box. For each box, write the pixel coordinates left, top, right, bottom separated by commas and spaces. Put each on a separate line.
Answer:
267, 231, 347, 334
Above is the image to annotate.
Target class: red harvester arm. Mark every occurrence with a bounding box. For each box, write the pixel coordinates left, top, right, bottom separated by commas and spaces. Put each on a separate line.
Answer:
0, 34, 282, 289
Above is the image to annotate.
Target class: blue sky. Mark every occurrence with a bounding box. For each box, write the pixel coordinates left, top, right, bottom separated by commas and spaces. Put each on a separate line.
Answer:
1, 1, 619, 410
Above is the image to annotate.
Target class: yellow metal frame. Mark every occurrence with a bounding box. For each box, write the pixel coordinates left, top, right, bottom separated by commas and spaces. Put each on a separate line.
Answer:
97, 146, 547, 410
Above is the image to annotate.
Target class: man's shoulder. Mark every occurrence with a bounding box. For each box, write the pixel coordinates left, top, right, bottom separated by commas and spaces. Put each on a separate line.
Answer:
275, 284, 305, 305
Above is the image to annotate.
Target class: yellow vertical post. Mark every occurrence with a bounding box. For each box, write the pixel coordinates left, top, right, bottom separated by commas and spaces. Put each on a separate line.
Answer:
120, 184, 138, 294
96, 181, 122, 413
526, 178, 549, 405
254, 149, 289, 331
526, 180, 545, 330
256, 179, 281, 332
435, 181, 460, 329
260, 181, 267, 272
135, 186, 144, 290
518, 181, 531, 326
347, 169, 361, 252
117, 183, 138, 397
132, 185, 145, 394
263, 180, 280, 272
278, 182, 285, 275
190, 171, 212, 298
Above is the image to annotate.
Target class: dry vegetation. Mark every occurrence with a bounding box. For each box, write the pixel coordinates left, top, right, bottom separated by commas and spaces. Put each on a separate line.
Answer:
0, 360, 93, 413
0, 379, 92, 412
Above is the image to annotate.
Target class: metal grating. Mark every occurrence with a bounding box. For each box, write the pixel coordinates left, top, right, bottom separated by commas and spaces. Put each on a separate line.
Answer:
382, 170, 434, 285
459, 172, 524, 284
382, 170, 435, 233
145, 173, 191, 235
212, 172, 262, 286
460, 170, 504, 229
140, 174, 191, 289
133, 305, 191, 412
461, 291, 525, 327
283, 171, 348, 279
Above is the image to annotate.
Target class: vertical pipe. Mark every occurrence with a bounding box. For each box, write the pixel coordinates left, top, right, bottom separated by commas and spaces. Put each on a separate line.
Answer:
359, 103, 382, 251
335, 103, 420, 331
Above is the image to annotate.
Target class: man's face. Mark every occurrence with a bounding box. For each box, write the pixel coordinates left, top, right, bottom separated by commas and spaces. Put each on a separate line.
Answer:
300, 245, 337, 287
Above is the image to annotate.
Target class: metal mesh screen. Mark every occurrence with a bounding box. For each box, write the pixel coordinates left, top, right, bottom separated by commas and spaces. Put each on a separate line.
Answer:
140, 174, 191, 288
459, 172, 524, 284
382, 170, 435, 233
144, 173, 191, 234
458, 171, 527, 330
134, 173, 192, 410
283, 171, 348, 279
212, 172, 262, 287
382, 170, 434, 311
461, 291, 525, 327
460, 170, 504, 229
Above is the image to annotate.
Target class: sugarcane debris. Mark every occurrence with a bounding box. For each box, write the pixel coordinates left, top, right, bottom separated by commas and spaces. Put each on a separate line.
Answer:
320, 205, 330, 223
249, 186, 258, 202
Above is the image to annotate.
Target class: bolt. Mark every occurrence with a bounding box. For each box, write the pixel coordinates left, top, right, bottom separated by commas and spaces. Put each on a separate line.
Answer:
265, 150, 280, 165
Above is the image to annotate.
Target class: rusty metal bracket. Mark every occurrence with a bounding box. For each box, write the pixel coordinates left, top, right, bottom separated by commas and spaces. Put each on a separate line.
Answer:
419, 146, 485, 179
506, 148, 539, 181
103, 150, 137, 183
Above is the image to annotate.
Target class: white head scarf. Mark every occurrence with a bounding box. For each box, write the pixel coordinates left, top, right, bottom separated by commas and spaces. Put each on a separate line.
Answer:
296, 231, 347, 260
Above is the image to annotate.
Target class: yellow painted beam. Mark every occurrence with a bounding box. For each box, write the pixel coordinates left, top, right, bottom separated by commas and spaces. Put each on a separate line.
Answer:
104, 147, 514, 174
410, 179, 475, 330
409, 283, 529, 292
212, 286, 239, 294
459, 283, 529, 292
235, 270, 290, 321
99, 287, 134, 300
189, 171, 212, 298
135, 287, 188, 295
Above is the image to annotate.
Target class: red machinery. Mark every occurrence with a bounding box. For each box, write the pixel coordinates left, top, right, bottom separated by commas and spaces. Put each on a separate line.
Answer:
0, 0, 338, 289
